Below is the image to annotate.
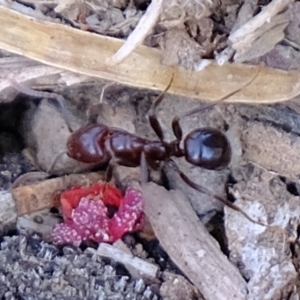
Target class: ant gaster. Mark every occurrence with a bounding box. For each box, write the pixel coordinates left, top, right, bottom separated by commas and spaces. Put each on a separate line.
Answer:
67, 76, 264, 225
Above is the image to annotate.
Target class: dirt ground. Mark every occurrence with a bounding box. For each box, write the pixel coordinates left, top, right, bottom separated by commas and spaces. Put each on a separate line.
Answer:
0, 0, 300, 300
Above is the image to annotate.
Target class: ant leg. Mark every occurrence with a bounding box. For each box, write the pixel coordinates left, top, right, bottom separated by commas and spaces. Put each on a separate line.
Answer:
105, 163, 114, 182
148, 75, 174, 141
99, 82, 115, 104
148, 113, 164, 141
9, 79, 73, 132
171, 116, 183, 142
105, 154, 148, 187
166, 158, 267, 226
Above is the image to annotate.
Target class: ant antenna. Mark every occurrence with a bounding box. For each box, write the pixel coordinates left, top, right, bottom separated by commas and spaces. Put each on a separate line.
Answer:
86, 82, 118, 124
148, 72, 175, 142
9, 79, 73, 133
181, 68, 260, 118
99, 82, 115, 104
150, 72, 175, 116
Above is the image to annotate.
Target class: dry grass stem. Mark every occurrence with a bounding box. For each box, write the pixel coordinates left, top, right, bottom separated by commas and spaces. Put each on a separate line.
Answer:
106, 0, 164, 66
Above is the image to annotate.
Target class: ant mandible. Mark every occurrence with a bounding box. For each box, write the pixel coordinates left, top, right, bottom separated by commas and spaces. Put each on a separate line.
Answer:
66, 74, 263, 225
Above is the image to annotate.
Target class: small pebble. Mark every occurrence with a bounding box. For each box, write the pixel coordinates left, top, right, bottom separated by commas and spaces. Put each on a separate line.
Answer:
135, 278, 145, 293
33, 215, 44, 224
135, 243, 143, 255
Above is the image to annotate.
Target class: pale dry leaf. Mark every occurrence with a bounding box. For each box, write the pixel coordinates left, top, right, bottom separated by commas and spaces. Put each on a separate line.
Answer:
231, 0, 257, 33
285, 2, 300, 45
229, 0, 292, 52
234, 20, 289, 63
1, 6, 300, 103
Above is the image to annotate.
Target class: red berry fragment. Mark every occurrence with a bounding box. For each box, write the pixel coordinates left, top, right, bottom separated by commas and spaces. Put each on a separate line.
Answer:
52, 183, 144, 245
60, 183, 122, 219
109, 187, 145, 241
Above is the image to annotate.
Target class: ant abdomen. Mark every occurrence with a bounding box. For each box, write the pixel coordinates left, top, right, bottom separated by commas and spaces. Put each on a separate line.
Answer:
67, 124, 111, 164
183, 128, 231, 170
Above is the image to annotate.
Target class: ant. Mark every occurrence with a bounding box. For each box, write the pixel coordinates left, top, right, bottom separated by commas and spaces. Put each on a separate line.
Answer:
9, 73, 263, 224
66, 75, 264, 225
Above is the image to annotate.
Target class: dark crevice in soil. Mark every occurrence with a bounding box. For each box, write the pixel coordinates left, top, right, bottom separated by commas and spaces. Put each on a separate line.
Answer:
240, 114, 297, 135
226, 173, 238, 185
279, 176, 300, 197
206, 212, 229, 257
160, 169, 171, 191
238, 103, 300, 136
0, 97, 36, 189
286, 182, 300, 197
133, 0, 151, 11
0, 228, 18, 245
133, 235, 183, 276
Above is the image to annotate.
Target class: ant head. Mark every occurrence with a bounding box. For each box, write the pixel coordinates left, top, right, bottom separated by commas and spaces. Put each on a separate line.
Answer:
183, 128, 231, 170
67, 124, 110, 164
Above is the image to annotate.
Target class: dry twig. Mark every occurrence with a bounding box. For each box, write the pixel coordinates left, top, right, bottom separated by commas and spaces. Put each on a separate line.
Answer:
106, 0, 164, 66
229, 0, 292, 51
11, 173, 105, 216
89, 244, 159, 280
142, 182, 248, 300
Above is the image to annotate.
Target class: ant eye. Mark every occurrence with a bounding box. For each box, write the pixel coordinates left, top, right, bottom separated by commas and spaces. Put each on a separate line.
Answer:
184, 128, 231, 170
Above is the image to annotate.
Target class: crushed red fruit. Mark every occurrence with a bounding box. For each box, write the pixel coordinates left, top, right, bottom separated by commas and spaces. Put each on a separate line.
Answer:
52, 183, 144, 246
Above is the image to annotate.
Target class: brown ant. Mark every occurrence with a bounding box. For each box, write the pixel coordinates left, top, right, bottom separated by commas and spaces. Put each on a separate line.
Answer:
66, 75, 264, 225
9, 74, 264, 224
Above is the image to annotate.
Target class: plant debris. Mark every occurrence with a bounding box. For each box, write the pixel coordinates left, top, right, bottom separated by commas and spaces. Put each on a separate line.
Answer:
10, 173, 105, 216
1, 5, 300, 103
142, 182, 247, 300
90, 243, 159, 280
